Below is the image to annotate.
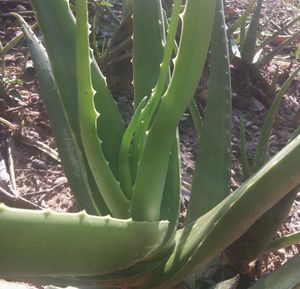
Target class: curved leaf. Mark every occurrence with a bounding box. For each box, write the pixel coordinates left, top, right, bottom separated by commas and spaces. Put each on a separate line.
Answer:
76, 0, 129, 218
249, 253, 300, 289
13, 13, 100, 215
253, 67, 300, 172
31, 0, 125, 179
267, 231, 300, 252
0, 204, 168, 277
130, 0, 217, 222
143, 134, 300, 288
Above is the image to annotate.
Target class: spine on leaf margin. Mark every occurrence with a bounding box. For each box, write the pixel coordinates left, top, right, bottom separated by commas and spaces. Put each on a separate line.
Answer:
76, 0, 129, 218
13, 13, 100, 215
30, 0, 126, 215
0, 204, 168, 277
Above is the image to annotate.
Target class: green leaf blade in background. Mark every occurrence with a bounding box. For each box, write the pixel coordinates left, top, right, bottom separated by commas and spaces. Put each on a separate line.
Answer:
144, 134, 300, 289
248, 252, 300, 289
225, 188, 298, 272
256, 30, 300, 68
227, 0, 256, 37
241, 0, 263, 63
31, 0, 125, 179
186, 0, 232, 223
255, 16, 300, 52
13, 13, 100, 215
266, 230, 300, 252
253, 67, 300, 172
240, 118, 251, 180
226, 68, 300, 270
133, 0, 165, 107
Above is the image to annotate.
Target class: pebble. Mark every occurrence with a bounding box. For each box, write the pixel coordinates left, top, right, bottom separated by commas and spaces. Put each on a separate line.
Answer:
232, 137, 239, 144
245, 121, 253, 127
54, 177, 67, 185
0, 156, 10, 184
32, 159, 48, 170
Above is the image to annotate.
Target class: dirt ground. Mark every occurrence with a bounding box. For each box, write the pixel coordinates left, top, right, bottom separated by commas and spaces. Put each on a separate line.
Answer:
0, 0, 300, 288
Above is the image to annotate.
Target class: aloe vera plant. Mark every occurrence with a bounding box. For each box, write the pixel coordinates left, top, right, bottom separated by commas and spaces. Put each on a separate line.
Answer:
225, 67, 300, 272
1, 0, 300, 288
0, 23, 37, 98
228, 0, 300, 67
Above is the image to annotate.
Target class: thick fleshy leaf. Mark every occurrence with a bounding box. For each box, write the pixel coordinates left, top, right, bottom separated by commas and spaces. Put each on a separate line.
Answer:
30, 0, 125, 179
241, 0, 263, 63
158, 133, 181, 252
76, 0, 129, 218
133, 0, 165, 107
0, 204, 168, 277
225, 188, 298, 272
186, 0, 231, 223
239, 118, 251, 180
253, 67, 300, 172
248, 253, 300, 289
267, 230, 300, 252
13, 13, 100, 215
130, 0, 217, 222
132, 0, 182, 163
143, 134, 300, 289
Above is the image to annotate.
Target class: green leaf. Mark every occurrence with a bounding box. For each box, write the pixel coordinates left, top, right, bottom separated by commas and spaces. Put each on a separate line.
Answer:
253, 67, 300, 172
240, 118, 251, 180
225, 188, 298, 271
256, 16, 300, 52
248, 253, 300, 289
30, 0, 125, 179
130, 0, 217, 222
256, 30, 300, 67
227, 0, 256, 37
267, 230, 300, 252
241, 0, 263, 63
133, 0, 165, 107
131, 0, 182, 169
143, 134, 300, 289
186, 0, 231, 223
0, 204, 168, 277
188, 98, 203, 139
118, 97, 147, 199
2, 22, 38, 55
158, 133, 181, 251
13, 13, 100, 215
76, 0, 129, 218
